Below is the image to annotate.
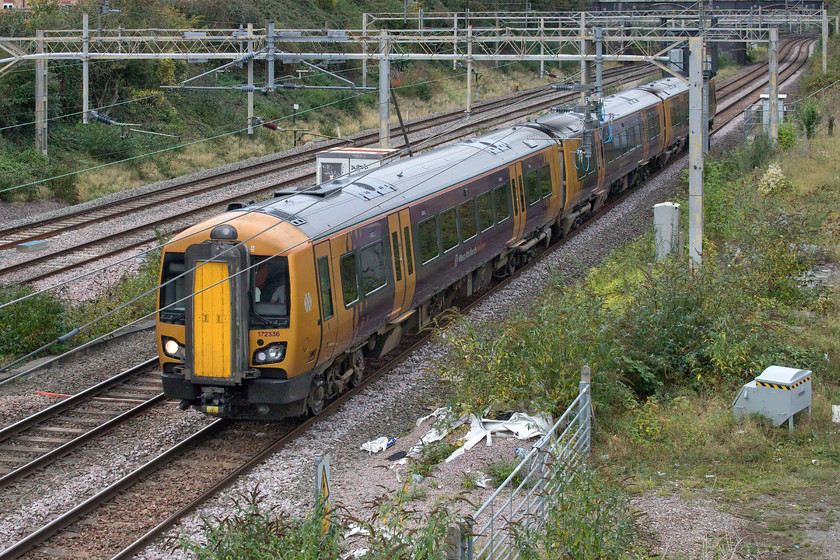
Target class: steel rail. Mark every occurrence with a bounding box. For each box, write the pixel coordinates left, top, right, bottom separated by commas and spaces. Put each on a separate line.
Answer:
0, 358, 156, 440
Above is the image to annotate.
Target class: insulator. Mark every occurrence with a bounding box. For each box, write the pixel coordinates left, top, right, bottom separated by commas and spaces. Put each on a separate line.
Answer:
89, 111, 117, 125
263, 122, 279, 131
240, 85, 257, 92
546, 72, 559, 78
240, 51, 258, 62
280, 83, 299, 89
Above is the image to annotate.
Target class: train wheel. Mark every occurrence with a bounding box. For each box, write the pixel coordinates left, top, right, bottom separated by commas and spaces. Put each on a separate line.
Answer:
307, 375, 326, 416
349, 349, 365, 387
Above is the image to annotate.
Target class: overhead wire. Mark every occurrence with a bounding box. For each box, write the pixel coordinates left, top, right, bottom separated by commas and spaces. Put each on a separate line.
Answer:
0, 116, 542, 382
1, 60, 581, 313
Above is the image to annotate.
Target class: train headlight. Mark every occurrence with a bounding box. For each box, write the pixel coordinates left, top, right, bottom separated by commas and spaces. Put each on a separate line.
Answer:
253, 342, 287, 365
162, 337, 184, 360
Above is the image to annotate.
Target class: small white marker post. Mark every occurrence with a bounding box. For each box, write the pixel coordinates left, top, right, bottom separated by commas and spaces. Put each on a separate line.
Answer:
832, 405, 840, 424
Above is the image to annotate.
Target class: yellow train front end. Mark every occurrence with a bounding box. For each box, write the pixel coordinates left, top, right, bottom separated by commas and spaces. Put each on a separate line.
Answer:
156, 210, 323, 420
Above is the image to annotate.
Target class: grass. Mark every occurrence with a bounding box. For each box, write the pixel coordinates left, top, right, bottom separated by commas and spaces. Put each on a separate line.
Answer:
407, 441, 457, 478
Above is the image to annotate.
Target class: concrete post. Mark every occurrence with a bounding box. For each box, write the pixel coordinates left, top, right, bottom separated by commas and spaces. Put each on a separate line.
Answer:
580, 13, 590, 103
595, 26, 603, 97
822, 10, 829, 74
82, 14, 89, 124
35, 30, 48, 156
688, 36, 704, 268
247, 23, 254, 135
835, 15, 839, 35
466, 25, 473, 114
769, 28, 779, 148
362, 13, 368, 88
379, 30, 391, 148
266, 21, 275, 92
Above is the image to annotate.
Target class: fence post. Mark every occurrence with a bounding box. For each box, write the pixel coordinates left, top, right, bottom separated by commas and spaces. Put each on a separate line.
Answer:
579, 365, 591, 456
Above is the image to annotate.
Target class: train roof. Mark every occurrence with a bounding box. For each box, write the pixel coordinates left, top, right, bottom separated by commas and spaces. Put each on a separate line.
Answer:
246, 124, 556, 240
230, 76, 687, 244
637, 77, 688, 99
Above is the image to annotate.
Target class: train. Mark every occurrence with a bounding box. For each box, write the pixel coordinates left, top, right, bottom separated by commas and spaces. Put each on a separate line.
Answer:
156, 76, 716, 420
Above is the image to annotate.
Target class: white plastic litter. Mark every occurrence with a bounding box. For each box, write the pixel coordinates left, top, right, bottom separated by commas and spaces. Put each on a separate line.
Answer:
411, 409, 553, 463
360, 436, 391, 454
832, 405, 840, 423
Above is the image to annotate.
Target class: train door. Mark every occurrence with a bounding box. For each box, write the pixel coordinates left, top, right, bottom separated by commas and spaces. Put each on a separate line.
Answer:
386, 209, 415, 321
313, 241, 338, 365
508, 162, 526, 243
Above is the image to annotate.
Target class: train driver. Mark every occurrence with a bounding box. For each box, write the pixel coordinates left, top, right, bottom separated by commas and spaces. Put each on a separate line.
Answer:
254, 258, 287, 313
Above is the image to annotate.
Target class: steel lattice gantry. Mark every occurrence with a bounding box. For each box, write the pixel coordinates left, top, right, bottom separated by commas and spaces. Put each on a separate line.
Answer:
0, 8, 829, 268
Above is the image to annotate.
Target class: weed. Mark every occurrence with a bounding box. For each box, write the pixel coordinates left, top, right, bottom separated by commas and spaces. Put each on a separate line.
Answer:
173, 487, 343, 560
511, 465, 637, 560
485, 456, 526, 488
408, 441, 457, 477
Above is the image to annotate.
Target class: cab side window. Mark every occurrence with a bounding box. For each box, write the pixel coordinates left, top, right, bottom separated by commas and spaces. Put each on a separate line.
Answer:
317, 256, 333, 319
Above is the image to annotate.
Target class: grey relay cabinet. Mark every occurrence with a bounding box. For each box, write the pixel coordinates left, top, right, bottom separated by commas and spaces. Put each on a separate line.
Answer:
733, 366, 812, 431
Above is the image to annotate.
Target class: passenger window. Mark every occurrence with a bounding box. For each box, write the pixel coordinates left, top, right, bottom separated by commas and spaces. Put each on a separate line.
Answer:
391, 232, 402, 282
459, 199, 477, 241
403, 225, 414, 275
317, 256, 333, 320
360, 241, 387, 295
540, 165, 552, 198
526, 169, 540, 206
441, 207, 458, 251
477, 192, 493, 231
340, 253, 358, 307
494, 184, 510, 222
418, 217, 439, 264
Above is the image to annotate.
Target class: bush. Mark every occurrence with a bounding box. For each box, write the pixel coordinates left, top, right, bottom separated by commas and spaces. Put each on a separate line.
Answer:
175, 488, 342, 560
797, 101, 822, 138
0, 286, 69, 364
778, 123, 797, 150
512, 465, 637, 560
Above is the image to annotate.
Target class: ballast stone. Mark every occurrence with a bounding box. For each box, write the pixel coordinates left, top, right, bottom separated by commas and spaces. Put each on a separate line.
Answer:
733, 366, 812, 431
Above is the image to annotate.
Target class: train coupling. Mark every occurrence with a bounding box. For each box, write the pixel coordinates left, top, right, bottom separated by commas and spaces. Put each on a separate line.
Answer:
198, 387, 231, 416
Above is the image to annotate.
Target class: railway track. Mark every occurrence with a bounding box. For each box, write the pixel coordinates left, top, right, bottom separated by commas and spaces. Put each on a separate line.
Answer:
0, 36, 816, 559
0, 359, 161, 486
0, 64, 661, 287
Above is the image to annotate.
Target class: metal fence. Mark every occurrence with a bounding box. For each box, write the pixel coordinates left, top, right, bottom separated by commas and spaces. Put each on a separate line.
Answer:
463, 368, 592, 560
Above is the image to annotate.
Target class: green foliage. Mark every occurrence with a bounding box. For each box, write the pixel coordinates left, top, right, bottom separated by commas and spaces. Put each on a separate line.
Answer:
69, 249, 161, 344
408, 440, 457, 477
312, 0, 339, 10
485, 456, 526, 488
0, 286, 69, 365
778, 122, 797, 150
512, 465, 637, 560
797, 101, 822, 138
439, 284, 611, 416
175, 488, 343, 560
